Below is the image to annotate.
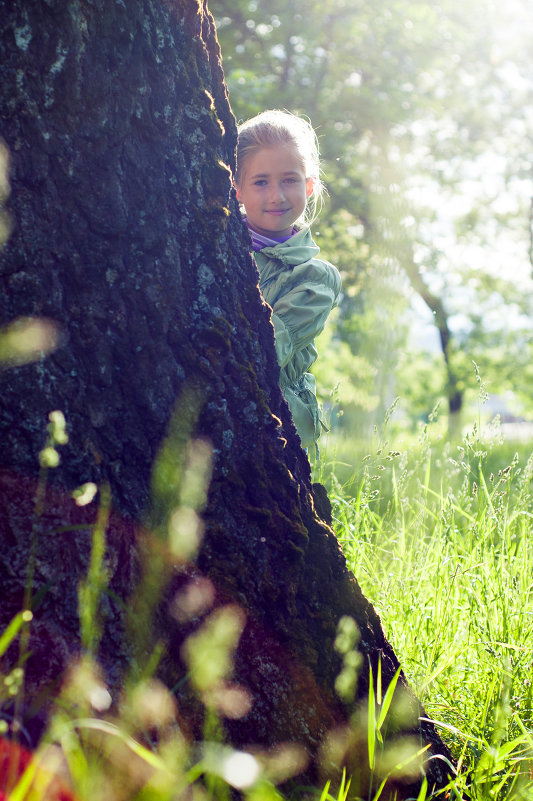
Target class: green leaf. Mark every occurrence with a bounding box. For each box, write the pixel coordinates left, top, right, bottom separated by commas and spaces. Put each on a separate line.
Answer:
367, 660, 376, 770
0, 609, 32, 658
376, 665, 401, 732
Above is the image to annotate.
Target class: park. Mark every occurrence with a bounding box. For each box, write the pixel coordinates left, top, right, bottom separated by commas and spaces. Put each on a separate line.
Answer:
0, 1, 532, 799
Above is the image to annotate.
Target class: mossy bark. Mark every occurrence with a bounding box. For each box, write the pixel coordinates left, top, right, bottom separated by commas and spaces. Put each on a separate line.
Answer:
0, 1, 453, 797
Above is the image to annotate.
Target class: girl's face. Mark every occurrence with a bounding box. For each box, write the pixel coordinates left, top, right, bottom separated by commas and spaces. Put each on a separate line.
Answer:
235, 145, 314, 238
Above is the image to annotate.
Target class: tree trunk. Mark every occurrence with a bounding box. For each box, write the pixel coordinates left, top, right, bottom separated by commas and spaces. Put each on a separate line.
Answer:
402, 256, 463, 439
0, 1, 453, 797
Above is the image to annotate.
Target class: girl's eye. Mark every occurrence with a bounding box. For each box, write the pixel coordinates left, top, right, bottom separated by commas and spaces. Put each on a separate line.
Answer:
254, 179, 267, 186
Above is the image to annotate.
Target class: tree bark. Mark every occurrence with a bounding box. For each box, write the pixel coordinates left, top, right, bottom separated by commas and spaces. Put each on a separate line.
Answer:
402, 255, 464, 439
0, 1, 453, 797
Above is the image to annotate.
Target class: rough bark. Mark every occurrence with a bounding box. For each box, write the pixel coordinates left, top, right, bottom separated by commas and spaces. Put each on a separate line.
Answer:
0, 1, 453, 797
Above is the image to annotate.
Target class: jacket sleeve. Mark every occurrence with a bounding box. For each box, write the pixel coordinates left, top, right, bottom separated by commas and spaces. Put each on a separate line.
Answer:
270, 271, 340, 369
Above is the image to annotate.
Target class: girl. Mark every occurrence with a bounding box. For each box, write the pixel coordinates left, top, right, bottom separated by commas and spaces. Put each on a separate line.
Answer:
235, 109, 341, 451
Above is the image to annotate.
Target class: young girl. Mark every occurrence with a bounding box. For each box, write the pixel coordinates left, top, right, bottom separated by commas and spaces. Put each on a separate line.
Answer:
235, 109, 341, 451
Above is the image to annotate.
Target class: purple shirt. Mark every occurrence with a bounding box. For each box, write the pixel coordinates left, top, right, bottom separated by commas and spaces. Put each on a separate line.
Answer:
245, 220, 296, 251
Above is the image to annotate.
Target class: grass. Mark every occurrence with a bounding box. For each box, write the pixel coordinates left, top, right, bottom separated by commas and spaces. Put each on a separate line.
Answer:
315, 416, 533, 799
2, 406, 533, 799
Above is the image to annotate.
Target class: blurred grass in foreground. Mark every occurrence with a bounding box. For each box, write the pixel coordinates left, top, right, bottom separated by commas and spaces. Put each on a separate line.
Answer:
2, 383, 533, 798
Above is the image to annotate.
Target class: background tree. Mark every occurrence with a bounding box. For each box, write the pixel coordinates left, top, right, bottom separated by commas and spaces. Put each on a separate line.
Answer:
212, 0, 533, 435
0, 0, 451, 797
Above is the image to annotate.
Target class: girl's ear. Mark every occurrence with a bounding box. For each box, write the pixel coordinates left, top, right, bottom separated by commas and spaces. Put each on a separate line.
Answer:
305, 177, 315, 198
234, 182, 243, 202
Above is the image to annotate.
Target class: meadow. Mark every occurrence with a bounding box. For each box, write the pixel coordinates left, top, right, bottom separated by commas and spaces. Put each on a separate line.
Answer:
314, 413, 533, 800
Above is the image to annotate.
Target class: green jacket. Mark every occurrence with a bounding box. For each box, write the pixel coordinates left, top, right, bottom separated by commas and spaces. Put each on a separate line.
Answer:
254, 227, 342, 448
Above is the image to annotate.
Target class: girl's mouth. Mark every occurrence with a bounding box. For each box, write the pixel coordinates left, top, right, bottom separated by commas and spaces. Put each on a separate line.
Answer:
266, 209, 290, 215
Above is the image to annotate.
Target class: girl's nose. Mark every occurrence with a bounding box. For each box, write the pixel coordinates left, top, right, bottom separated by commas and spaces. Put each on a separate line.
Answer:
269, 183, 285, 202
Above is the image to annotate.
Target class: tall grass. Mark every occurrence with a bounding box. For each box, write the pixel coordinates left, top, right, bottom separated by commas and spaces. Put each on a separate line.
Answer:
2, 399, 533, 799
316, 416, 533, 800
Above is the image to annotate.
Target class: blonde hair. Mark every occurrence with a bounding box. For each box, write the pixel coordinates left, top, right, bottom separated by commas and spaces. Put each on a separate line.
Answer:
235, 109, 325, 226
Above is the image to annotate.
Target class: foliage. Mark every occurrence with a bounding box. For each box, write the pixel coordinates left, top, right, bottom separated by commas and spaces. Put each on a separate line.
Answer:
212, 0, 533, 430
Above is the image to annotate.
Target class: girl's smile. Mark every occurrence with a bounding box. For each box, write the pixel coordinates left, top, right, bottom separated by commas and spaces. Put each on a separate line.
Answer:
236, 145, 314, 238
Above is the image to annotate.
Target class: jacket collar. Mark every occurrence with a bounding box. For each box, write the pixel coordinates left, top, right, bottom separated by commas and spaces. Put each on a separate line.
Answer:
257, 227, 320, 267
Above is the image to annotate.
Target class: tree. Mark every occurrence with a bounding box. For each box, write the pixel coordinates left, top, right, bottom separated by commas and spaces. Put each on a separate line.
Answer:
0, 1, 452, 797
